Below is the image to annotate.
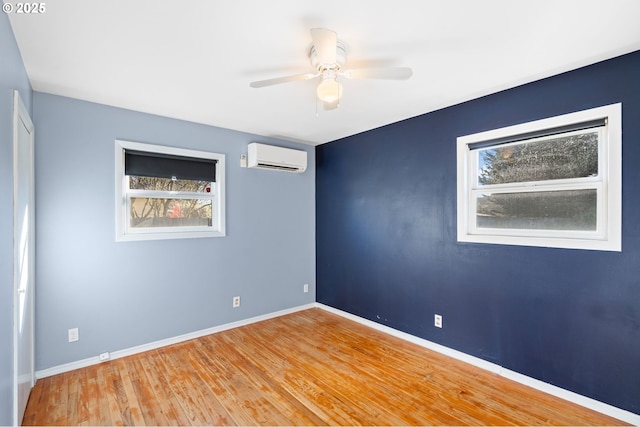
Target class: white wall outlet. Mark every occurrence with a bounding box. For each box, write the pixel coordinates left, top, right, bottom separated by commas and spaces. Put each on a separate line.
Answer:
434, 314, 443, 328
303, 283, 309, 293
68, 328, 79, 342
232, 296, 241, 308
99, 351, 110, 361
240, 153, 247, 167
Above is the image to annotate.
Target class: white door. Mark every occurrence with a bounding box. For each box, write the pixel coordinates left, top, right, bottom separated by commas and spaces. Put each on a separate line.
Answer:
13, 91, 35, 425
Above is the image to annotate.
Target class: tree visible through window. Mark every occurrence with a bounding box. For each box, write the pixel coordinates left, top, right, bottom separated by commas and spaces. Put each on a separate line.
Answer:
128, 176, 213, 228
478, 132, 598, 185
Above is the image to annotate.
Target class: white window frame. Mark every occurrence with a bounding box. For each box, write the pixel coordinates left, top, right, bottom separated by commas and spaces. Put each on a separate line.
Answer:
115, 139, 226, 241
457, 103, 621, 251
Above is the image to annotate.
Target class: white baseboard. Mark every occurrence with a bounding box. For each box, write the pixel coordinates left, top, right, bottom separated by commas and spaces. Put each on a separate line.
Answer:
35, 303, 316, 379
315, 303, 640, 426
35, 301, 639, 425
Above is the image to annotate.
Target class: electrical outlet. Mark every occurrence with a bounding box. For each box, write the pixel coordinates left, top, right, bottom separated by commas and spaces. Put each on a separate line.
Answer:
434, 314, 443, 328
232, 296, 241, 308
99, 352, 110, 361
68, 328, 79, 342
303, 284, 309, 293
240, 153, 247, 167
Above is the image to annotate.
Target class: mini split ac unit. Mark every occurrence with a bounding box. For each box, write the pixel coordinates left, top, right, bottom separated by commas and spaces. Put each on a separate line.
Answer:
247, 143, 307, 173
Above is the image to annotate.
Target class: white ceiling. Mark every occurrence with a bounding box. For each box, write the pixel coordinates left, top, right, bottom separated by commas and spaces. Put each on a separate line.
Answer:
8, 0, 640, 145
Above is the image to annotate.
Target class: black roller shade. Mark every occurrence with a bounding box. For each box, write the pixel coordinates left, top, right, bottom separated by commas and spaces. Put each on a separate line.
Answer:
125, 150, 217, 182
468, 118, 606, 151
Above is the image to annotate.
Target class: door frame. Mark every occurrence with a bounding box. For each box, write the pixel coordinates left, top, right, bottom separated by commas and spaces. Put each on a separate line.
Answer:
13, 90, 35, 425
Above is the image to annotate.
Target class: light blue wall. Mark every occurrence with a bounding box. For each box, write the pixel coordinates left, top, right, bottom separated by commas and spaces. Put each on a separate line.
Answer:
0, 12, 32, 425
33, 92, 315, 370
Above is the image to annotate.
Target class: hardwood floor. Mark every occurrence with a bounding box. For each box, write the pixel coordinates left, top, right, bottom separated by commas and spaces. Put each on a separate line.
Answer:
23, 308, 627, 426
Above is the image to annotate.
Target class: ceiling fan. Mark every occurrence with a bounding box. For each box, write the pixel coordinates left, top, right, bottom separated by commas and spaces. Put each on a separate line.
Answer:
249, 28, 413, 110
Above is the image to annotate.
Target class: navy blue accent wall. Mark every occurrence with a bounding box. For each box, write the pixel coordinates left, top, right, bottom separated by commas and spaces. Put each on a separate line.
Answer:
316, 51, 640, 414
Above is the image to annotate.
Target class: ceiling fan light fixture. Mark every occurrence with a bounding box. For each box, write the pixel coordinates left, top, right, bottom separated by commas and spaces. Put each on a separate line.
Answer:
316, 78, 343, 104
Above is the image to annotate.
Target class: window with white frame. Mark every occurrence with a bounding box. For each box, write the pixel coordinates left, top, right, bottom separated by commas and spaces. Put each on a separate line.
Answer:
115, 140, 225, 241
457, 103, 621, 251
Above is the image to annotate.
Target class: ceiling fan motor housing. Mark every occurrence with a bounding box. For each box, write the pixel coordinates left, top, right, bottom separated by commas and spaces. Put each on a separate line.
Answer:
309, 40, 348, 72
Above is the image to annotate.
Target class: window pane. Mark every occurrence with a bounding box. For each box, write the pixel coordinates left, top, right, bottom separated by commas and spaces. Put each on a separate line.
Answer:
129, 176, 212, 193
478, 131, 598, 185
476, 189, 597, 231
130, 198, 212, 228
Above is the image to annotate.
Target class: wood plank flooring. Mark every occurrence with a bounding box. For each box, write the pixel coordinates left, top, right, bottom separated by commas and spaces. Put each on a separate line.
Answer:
23, 308, 628, 426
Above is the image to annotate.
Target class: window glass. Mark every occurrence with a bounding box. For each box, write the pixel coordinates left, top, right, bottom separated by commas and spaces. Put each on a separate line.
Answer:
129, 198, 213, 229
475, 189, 597, 231
478, 131, 599, 186
129, 176, 212, 193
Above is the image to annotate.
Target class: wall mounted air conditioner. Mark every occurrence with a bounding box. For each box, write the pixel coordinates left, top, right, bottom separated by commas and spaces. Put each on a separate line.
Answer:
247, 143, 307, 173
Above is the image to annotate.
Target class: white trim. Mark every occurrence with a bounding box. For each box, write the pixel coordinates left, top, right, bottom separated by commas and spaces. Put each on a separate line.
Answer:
457, 103, 622, 251
34, 301, 639, 424
315, 303, 640, 426
35, 303, 315, 379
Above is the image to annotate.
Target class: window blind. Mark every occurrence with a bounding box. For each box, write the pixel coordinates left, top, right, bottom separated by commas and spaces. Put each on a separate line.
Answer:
468, 118, 606, 151
124, 150, 217, 182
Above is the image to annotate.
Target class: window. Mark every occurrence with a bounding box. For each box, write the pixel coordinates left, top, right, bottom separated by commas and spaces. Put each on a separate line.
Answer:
457, 103, 621, 251
115, 140, 225, 241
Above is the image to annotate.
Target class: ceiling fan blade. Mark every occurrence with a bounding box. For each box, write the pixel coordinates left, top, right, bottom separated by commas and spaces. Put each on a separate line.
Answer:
342, 67, 413, 80
249, 73, 318, 88
310, 28, 337, 64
